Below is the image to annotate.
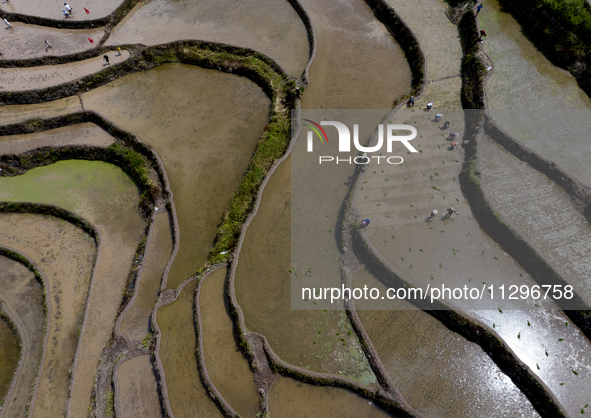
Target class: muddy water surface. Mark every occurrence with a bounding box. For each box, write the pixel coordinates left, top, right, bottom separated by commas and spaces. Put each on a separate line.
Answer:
117, 355, 161, 418
479, 0, 591, 186
0, 123, 114, 155
269, 376, 393, 417
82, 63, 270, 289
0, 316, 19, 410
120, 211, 173, 342
298, 0, 411, 109
0, 96, 81, 126
0, 213, 95, 418
0, 160, 145, 417
0, 0, 122, 20
0, 255, 44, 418
235, 155, 377, 384
353, 268, 539, 417
0, 24, 104, 60
199, 268, 259, 417
355, 111, 591, 415
156, 280, 222, 417
0, 50, 130, 91
106, 0, 309, 77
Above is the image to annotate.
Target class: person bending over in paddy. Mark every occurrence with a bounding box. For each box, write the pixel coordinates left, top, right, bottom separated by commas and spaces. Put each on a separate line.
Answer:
447, 132, 458, 141
360, 218, 371, 228
426, 102, 433, 110
427, 210, 438, 222
443, 120, 450, 129
435, 114, 443, 122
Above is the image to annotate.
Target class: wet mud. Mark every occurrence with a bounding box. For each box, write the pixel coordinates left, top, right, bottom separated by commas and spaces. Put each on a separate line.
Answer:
354, 267, 540, 417
269, 375, 394, 417
479, 0, 591, 186
199, 268, 259, 417
155, 280, 222, 417
0, 160, 145, 417
0, 316, 19, 411
0, 0, 123, 21
0, 24, 104, 60
0, 213, 95, 418
120, 211, 172, 343
0, 50, 130, 91
0, 122, 114, 154
0, 255, 44, 418
235, 155, 377, 384
106, 0, 309, 77
298, 0, 411, 109
116, 355, 161, 418
82, 63, 270, 289
0, 96, 81, 125
384, 0, 463, 109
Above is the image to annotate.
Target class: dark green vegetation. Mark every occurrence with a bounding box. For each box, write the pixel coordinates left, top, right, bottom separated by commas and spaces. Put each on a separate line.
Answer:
497, 0, 591, 97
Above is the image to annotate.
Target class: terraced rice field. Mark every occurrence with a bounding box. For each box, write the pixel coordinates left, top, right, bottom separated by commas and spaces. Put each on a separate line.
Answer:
0, 213, 95, 418
0, 50, 130, 91
480, 0, 591, 186
106, 0, 310, 77
2, 0, 591, 415
0, 255, 44, 418
82, 63, 271, 289
0, 123, 114, 154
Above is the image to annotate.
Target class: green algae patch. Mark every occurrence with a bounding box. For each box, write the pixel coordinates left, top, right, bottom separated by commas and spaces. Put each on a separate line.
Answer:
0, 160, 139, 226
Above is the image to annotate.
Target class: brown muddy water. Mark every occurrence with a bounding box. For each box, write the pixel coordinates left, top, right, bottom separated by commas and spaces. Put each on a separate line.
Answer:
0, 123, 114, 155
354, 111, 591, 415
155, 280, 222, 417
298, 0, 411, 109
0, 255, 44, 418
82, 63, 270, 289
0, 316, 19, 411
0, 160, 145, 417
199, 268, 259, 417
0, 0, 122, 21
479, 0, 591, 186
0, 24, 104, 60
269, 376, 394, 417
0, 213, 95, 418
120, 211, 173, 343
353, 268, 539, 417
116, 355, 161, 418
106, 0, 309, 77
235, 154, 378, 385
384, 0, 463, 109
0, 96, 81, 126
0, 50, 130, 91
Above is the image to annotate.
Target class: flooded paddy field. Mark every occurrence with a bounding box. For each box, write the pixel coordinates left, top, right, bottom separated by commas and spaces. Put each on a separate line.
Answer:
0, 24, 104, 60
353, 268, 539, 417
199, 268, 259, 417
0, 0, 122, 20
82, 63, 270, 289
298, 0, 411, 109
0, 213, 95, 418
116, 355, 161, 418
479, 135, 591, 305
155, 280, 222, 418
0, 123, 114, 155
235, 155, 377, 384
0, 96, 81, 126
0, 315, 19, 411
269, 376, 394, 417
479, 0, 591, 186
0, 50, 130, 91
0, 255, 44, 418
120, 211, 172, 343
385, 0, 463, 109
355, 110, 591, 414
0, 160, 145, 416
105, 0, 309, 77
